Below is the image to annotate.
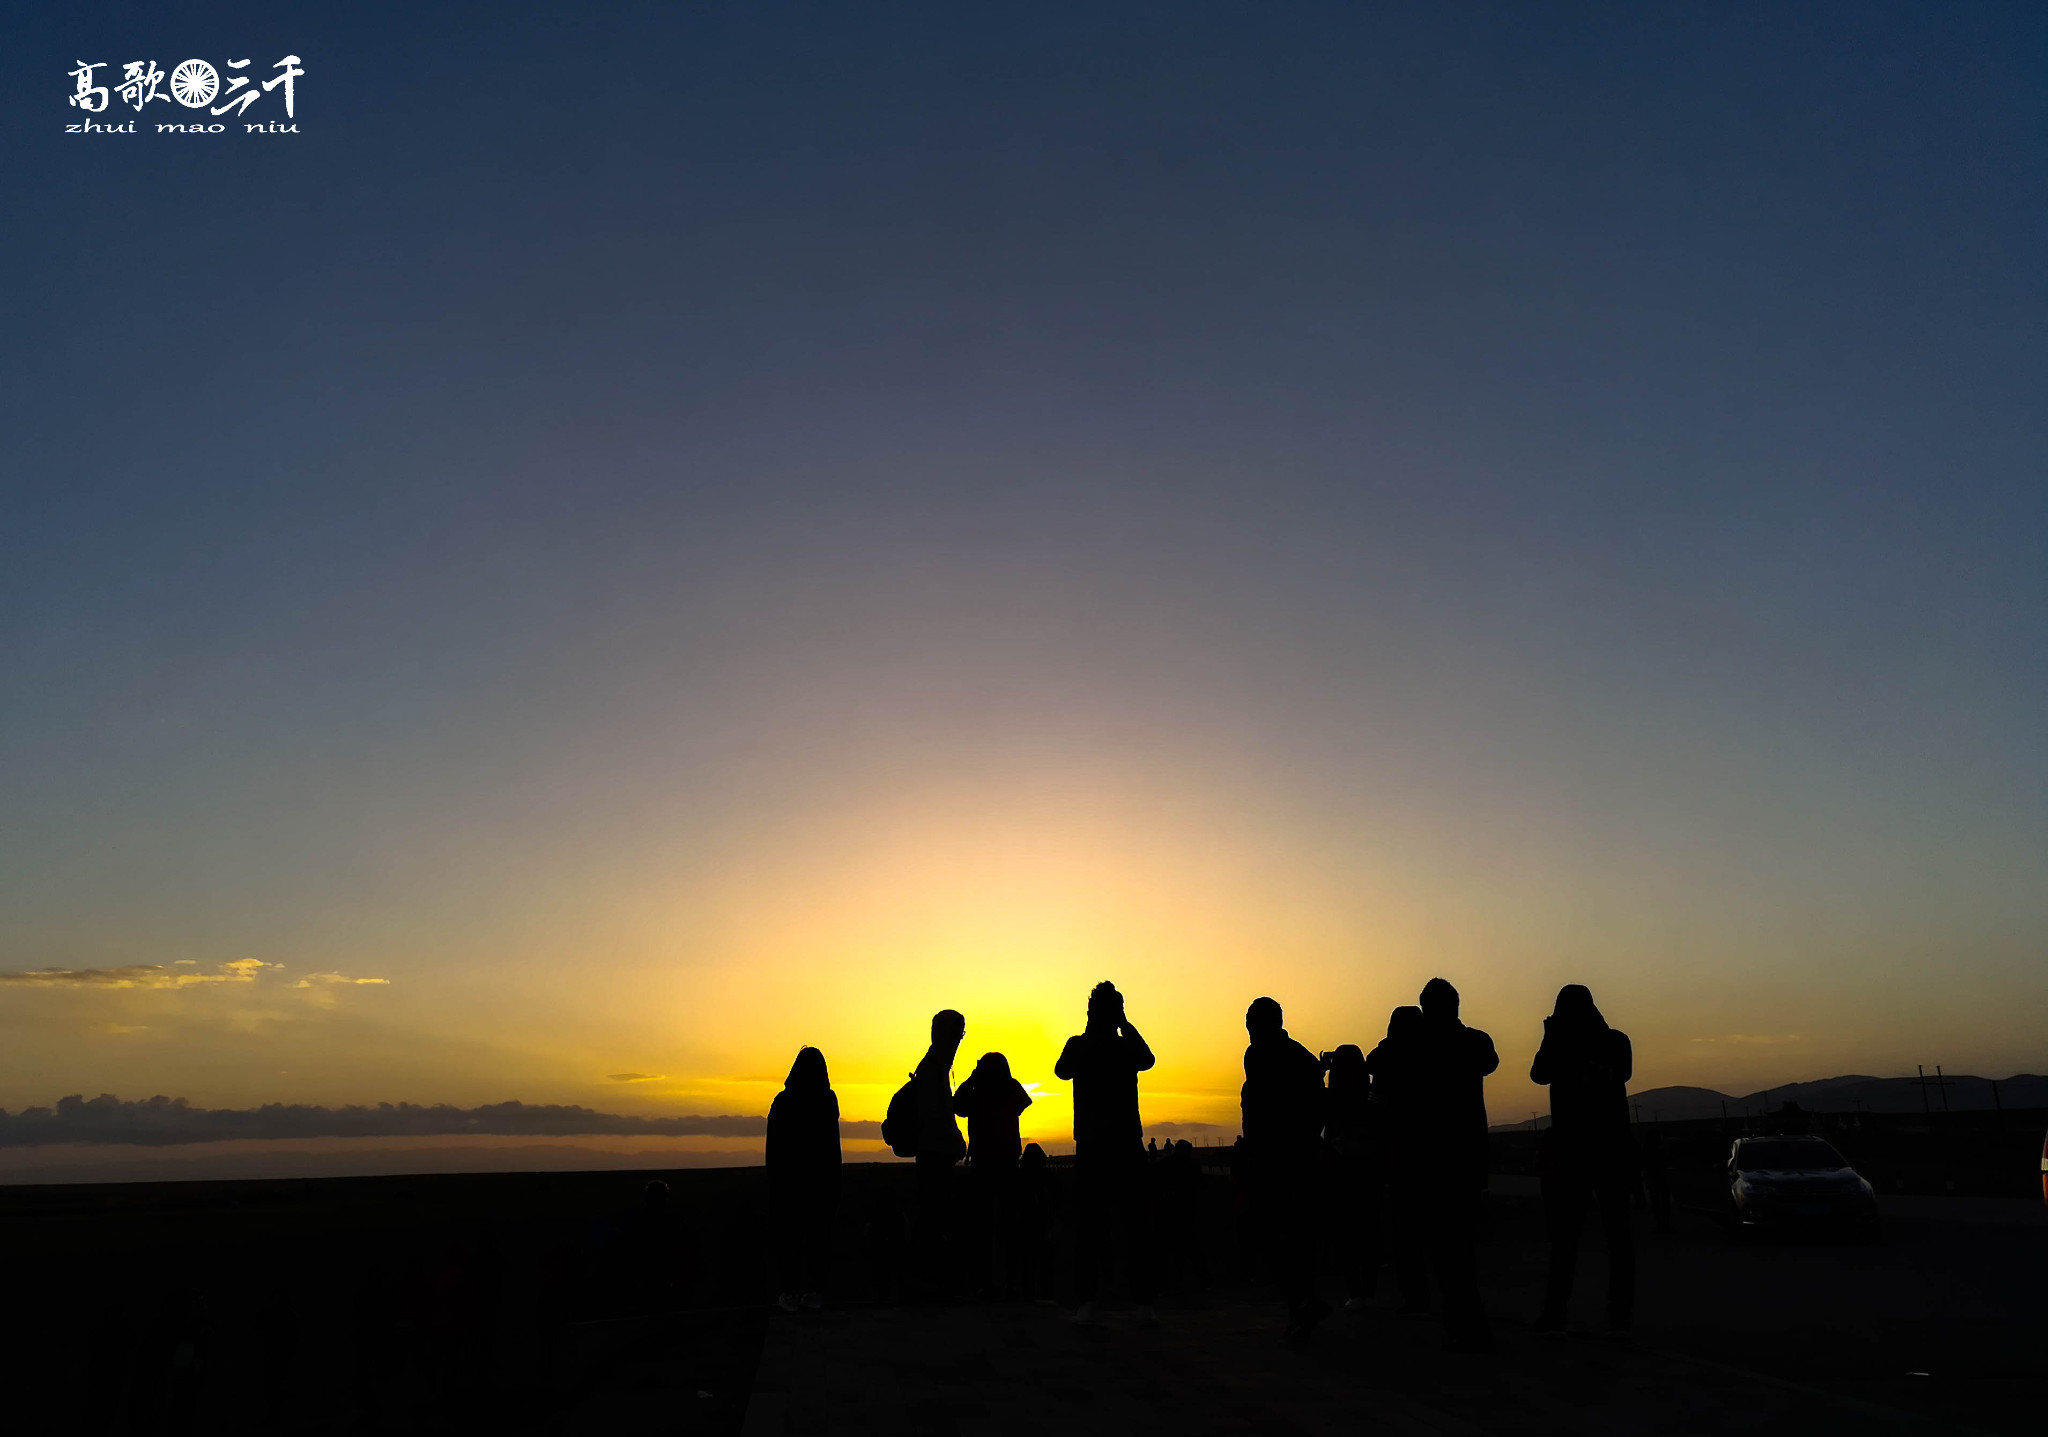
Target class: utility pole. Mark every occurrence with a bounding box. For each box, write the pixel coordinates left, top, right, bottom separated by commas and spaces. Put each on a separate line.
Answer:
1914, 1065, 1954, 1114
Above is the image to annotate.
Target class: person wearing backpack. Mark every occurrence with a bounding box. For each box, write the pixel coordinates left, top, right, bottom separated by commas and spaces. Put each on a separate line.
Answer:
910, 1008, 967, 1295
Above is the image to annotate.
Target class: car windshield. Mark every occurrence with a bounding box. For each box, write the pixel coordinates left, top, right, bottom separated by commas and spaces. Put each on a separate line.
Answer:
1737, 1142, 1846, 1171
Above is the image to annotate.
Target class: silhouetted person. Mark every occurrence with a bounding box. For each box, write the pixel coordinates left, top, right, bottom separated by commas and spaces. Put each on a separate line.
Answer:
1240, 996, 1329, 1345
954, 1050, 1033, 1295
1366, 1006, 1431, 1313
1324, 1043, 1382, 1310
914, 1009, 968, 1294
1055, 980, 1158, 1324
1530, 984, 1635, 1332
1398, 978, 1498, 1351
768, 1045, 841, 1310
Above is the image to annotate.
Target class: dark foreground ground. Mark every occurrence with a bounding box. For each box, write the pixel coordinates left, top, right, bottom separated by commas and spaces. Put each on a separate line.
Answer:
2, 1161, 2041, 1435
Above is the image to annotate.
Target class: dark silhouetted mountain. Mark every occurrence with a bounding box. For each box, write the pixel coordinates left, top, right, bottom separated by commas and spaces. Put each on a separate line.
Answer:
1503, 1074, 2048, 1127
1730, 1073, 2048, 1115
0, 1094, 886, 1146
1609, 1086, 1735, 1122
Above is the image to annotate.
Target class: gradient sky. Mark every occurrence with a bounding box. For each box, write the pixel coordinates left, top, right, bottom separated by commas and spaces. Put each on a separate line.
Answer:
4, 1, 2043, 1152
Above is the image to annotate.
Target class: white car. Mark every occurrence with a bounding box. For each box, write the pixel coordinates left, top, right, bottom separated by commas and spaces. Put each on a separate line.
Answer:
1726, 1135, 1878, 1233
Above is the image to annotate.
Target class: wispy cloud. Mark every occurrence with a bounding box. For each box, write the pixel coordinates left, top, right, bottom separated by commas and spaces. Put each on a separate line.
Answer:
606, 1072, 666, 1083
1691, 1033, 1804, 1045
0, 960, 391, 995
0, 1094, 886, 1147
0, 959, 281, 989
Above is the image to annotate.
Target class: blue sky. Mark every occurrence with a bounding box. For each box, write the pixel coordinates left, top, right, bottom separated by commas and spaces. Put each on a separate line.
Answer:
2, 2, 2043, 1143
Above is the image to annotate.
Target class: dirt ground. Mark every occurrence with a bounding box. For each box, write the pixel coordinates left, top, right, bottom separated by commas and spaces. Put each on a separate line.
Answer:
565, 1181, 2047, 1437
8, 1164, 2040, 1434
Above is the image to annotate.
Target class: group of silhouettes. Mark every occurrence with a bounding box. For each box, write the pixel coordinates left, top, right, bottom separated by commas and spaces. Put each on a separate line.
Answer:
763, 978, 1640, 1351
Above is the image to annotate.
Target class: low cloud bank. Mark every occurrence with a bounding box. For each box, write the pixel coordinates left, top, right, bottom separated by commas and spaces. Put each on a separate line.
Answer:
0, 1094, 885, 1147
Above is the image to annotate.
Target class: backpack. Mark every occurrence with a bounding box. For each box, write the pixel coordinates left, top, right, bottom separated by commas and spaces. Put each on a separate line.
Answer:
881, 1074, 920, 1158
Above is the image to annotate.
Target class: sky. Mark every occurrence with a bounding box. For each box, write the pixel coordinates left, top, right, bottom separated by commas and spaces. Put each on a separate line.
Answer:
2, 1, 2043, 1167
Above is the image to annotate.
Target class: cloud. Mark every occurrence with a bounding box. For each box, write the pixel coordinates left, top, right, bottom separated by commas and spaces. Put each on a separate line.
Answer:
0, 960, 390, 999
1691, 1034, 1804, 1045
0, 1094, 892, 1147
606, 1072, 666, 1083
0, 960, 282, 989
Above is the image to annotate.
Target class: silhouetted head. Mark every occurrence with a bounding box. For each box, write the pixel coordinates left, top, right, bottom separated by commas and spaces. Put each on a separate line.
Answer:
1387, 1005, 1424, 1041
1176, 1139, 1193, 1153
931, 1009, 966, 1042
1549, 984, 1607, 1033
1086, 981, 1122, 1030
1021, 1141, 1047, 1169
973, 1051, 1012, 1081
642, 1179, 669, 1213
1327, 1043, 1367, 1093
1420, 977, 1460, 1021
1245, 996, 1284, 1036
786, 1045, 830, 1090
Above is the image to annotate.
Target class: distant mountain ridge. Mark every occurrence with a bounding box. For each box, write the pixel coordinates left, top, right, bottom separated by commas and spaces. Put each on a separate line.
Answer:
1618, 1073, 2048, 1123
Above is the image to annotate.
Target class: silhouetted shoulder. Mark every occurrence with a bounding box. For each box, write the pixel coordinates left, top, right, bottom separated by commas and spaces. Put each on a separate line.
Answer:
1054, 1035, 1084, 1080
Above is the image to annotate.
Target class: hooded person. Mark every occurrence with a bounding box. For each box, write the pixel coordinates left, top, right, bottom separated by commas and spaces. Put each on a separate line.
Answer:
953, 1052, 1034, 1295
1401, 979, 1498, 1352
1530, 984, 1636, 1332
766, 1046, 840, 1310
1365, 1005, 1425, 1140
1238, 996, 1330, 1344
1054, 981, 1158, 1325
1530, 984, 1632, 1138
953, 1052, 1033, 1166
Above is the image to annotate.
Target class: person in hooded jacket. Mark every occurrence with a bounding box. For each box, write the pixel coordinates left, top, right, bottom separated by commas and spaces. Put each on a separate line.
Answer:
1529, 984, 1636, 1332
766, 1046, 840, 1311
911, 1009, 968, 1296
953, 1051, 1033, 1295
